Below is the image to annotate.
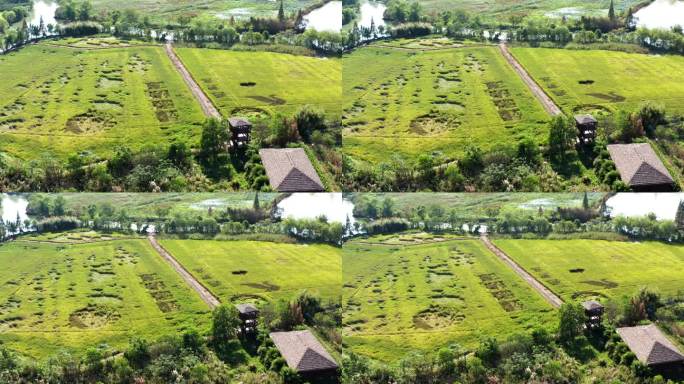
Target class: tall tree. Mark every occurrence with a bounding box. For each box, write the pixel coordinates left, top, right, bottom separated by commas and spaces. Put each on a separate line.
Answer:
582, 192, 590, 210
253, 191, 260, 210
608, 0, 616, 21
675, 200, 684, 230
278, 0, 285, 23
548, 115, 576, 164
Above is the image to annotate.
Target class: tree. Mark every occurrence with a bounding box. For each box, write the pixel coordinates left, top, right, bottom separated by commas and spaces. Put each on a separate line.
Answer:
558, 302, 586, 345
608, 0, 616, 21
278, 0, 285, 23
198, 118, 231, 179
124, 337, 150, 370
253, 191, 260, 210
294, 105, 326, 143
582, 192, 590, 210
212, 305, 240, 345
548, 115, 576, 163
676, 200, 684, 230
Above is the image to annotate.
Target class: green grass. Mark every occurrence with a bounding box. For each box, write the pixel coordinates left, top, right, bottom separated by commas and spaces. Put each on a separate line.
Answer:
160, 239, 342, 303
89, 0, 321, 21
342, 42, 549, 165
175, 48, 342, 120
0, 42, 205, 160
510, 48, 684, 116
343, 236, 555, 362
493, 239, 684, 302
0, 238, 210, 358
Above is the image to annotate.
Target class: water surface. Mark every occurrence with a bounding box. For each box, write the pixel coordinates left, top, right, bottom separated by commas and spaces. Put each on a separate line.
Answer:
303, 1, 342, 32
635, 0, 684, 30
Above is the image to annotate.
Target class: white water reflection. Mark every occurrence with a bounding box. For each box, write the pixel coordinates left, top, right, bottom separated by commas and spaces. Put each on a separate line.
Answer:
28, 0, 58, 29
1, 194, 29, 227
277, 193, 355, 224
302, 1, 342, 32
358, 1, 386, 30
635, 0, 684, 31
605, 193, 684, 220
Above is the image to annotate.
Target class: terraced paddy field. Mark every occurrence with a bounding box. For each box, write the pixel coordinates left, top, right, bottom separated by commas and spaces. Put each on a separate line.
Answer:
494, 239, 684, 302
0, 43, 205, 160
175, 49, 342, 120
342, 43, 549, 164
160, 240, 342, 304
510, 48, 684, 116
343, 236, 555, 362
0, 238, 210, 358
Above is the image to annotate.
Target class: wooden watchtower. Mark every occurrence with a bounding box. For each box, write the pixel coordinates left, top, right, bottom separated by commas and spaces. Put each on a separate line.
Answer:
236, 303, 259, 335
575, 114, 597, 145
228, 117, 252, 149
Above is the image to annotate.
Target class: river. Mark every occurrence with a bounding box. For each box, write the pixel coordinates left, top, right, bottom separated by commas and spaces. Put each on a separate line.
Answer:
604, 193, 684, 220
28, 0, 58, 28
358, 0, 386, 30
276, 193, 355, 224
634, 0, 684, 31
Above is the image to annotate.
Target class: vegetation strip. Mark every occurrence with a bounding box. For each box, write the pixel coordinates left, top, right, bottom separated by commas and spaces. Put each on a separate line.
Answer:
164, 43, 221, 119
479, 234, 563, 308
146, 234, 220, 308
498, 43, 562, 116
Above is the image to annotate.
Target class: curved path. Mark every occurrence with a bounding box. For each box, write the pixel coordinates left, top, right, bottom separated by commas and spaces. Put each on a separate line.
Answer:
480, 234, 563, 308
148, 235, 221, 309
164, 43, 221, 119
498, 43, 562, 116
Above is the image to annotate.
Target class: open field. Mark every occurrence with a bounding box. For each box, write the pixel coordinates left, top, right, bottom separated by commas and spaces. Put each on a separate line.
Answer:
342, 43, 549, 164
510, 48, 684, 116
494, 239, 684, 302
416, 0, 640, 19
175, 49, 342, 120
0, 43, 205, 160
348, 192, 604, 220
89, 0, 321, 20
343, 236, 555, 362
47, 192, 275, 218
160, 240, 342, 303
0, 238, 209, 358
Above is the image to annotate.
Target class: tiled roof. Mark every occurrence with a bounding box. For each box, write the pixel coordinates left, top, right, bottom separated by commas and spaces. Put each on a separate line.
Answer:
259, 148, 324, 192
607, 144, 674, 187
617, 324, 684, 366
269, 330, 338, 373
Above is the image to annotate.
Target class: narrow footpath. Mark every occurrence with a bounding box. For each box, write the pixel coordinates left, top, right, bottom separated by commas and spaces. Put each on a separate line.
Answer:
148, 234, 221, 309
498, 43, 562, 116
480, 234, 564, 308
164, 43, 221, 119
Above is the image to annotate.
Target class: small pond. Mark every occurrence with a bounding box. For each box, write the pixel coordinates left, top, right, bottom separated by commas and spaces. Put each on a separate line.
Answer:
302, 1, 342, 32
358, 0, 386, 30
0, 194, 29, 229
635, 0, 684, 31
28, 0, 58, 28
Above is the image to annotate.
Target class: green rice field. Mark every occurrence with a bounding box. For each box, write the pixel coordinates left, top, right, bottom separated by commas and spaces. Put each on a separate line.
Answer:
494, 239, 684, 302
0, 43, 205, 160
417, 0, 640, 19
0, 237, 209, 358
175, 49, 342, 119
342, 42, 549, 164
160, 239, 342, 303
510, 48, 684, 116
343, 236, 555, 362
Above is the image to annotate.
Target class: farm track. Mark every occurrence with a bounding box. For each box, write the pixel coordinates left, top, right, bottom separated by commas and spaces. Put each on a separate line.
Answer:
480, 235, 563, 308
498, 43, 562, 116
164, 43, 221, 119
147, 235, 221, 309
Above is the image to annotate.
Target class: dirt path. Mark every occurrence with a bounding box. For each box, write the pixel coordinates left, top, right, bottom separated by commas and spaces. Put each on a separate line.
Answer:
148, 235, 220, 309
164, 43, 221, 119
480, 235, 563, 308
498, 43, 562, 116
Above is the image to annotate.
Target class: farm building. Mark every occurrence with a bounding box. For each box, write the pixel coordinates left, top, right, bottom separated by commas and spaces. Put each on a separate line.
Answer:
607, 143, 675, 192
575, 114, 597, 145
259, 148, 324, 192
228, 117, 252, 148
269, 330, 339, 381
235, 303, 259, 335
616, 324, 684, 372
582, 300, 604, 328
